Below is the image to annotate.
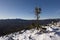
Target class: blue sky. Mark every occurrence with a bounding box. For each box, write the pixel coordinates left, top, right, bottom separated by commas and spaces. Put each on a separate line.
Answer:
0, 0, 60, 20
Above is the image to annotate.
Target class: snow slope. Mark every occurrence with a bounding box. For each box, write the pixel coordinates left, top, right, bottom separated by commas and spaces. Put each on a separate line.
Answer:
0, 26, 60, 40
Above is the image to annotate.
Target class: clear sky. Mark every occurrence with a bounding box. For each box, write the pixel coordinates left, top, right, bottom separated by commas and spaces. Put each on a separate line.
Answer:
0, 0, 60, 20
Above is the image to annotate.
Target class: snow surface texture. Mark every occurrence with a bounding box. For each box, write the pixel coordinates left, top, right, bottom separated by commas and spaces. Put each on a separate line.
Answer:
0, 26, 60, 40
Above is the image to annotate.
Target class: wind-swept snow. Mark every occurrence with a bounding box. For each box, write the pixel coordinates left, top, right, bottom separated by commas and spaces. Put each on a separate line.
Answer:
0, 26, 60, 40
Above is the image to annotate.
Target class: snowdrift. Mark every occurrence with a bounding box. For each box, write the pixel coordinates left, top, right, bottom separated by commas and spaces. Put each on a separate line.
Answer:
0, 26, 60, 40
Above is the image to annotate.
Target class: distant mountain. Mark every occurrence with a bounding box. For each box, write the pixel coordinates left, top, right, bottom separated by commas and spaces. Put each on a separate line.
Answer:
0, 18, 60, 36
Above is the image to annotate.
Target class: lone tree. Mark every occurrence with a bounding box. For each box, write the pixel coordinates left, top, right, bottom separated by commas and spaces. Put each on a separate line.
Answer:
30, 0, 42, 29
35, 7, 41, 29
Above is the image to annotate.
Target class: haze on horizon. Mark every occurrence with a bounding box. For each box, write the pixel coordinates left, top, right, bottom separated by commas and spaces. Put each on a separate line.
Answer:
0, 0, 60, 20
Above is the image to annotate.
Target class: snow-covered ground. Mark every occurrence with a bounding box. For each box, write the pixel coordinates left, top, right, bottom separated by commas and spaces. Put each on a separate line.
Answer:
0, 26, 60, 40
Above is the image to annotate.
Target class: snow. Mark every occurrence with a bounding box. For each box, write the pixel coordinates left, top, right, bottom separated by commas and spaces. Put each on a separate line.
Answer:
0, 26, 60, 40
46, 27, 53, 31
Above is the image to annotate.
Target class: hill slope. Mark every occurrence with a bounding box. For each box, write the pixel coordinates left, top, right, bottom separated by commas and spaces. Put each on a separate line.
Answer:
0, 18, 60, 36
0, 26, 60, 40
